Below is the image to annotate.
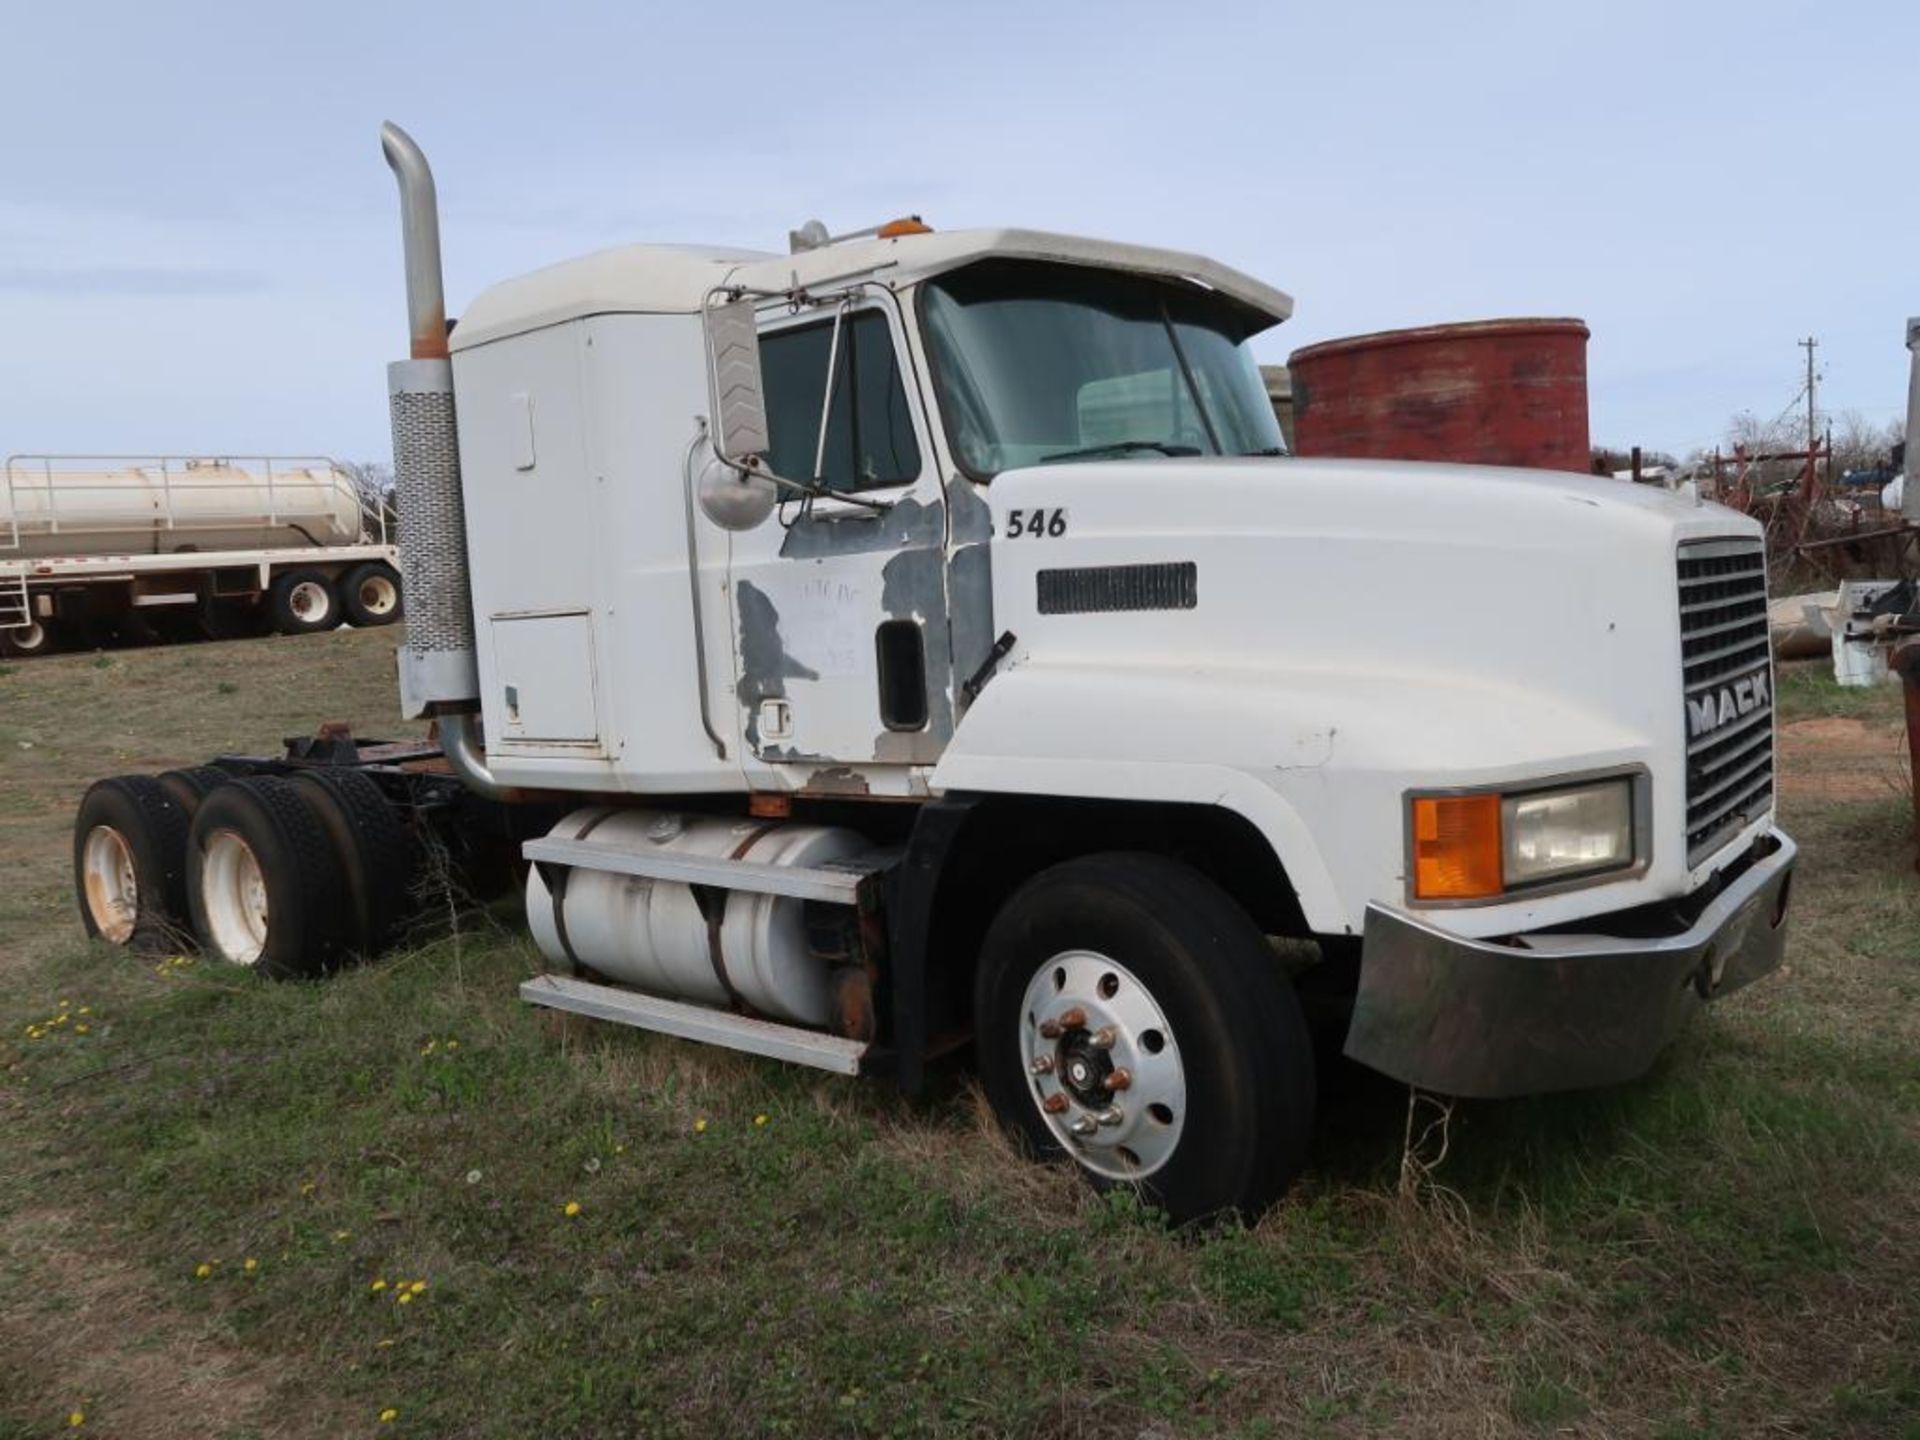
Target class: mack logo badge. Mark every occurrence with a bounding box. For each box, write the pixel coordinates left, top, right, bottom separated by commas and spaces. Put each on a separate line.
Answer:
1688, 667, 1770, 739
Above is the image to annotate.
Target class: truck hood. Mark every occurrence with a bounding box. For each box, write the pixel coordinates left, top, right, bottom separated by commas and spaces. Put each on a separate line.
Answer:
974, 455, 1748, 712
943, 455, 1769, 936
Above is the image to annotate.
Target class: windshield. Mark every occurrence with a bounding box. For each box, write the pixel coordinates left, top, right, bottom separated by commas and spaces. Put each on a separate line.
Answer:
921, 259, 1285, 477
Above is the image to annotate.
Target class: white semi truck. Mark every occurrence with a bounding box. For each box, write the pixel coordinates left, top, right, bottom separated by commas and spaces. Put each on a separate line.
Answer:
1, 455, 403, 656
68, 125, 1795, 1222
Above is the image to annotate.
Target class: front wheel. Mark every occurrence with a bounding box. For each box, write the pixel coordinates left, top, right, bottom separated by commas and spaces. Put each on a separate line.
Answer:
975, 853, 1316, 1224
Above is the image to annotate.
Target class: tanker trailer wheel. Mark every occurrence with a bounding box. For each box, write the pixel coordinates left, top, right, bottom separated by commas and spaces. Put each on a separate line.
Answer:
0, 618, 60, 659
340, 562, 404, 628
267, 569, 340, 636
73, 776, 194, 951
974, 853, 1316, 1225
289, 768, 414, 959
186, 777, 349, 979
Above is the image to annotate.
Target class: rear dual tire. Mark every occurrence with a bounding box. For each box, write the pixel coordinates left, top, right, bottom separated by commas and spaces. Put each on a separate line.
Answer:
76, 769, 413, 980
341, 562, 403, 628
73, 776, 194, 951
268, 570, 339, 636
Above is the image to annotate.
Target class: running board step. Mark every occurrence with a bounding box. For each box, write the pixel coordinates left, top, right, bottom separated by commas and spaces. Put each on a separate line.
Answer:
521, 834, 885, 906
520, 974, 870, 1075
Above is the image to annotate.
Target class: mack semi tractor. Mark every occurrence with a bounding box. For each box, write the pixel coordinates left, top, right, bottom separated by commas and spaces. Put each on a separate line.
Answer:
1, 455, 402, 656
68, 124, 1795, 1222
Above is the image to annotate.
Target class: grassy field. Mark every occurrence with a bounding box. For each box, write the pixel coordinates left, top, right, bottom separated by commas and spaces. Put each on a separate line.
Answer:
1, 630, 1917, 1439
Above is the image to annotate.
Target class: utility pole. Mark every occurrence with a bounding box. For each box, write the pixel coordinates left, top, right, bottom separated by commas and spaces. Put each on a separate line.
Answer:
1798, 336, 1819, 496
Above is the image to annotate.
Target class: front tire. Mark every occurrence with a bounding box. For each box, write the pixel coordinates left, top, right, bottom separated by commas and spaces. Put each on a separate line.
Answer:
975, 853, 1316, 1224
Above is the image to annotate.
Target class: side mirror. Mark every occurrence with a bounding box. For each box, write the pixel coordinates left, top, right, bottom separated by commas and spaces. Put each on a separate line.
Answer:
705, 298, 771, 466
700, 297, 778, 529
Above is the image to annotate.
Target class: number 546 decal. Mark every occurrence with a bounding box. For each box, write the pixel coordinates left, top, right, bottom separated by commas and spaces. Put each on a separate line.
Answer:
1004, 507, 1068, 539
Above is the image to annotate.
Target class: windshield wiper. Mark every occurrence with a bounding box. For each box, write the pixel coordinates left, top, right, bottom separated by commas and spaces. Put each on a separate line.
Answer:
1039, 440, 1202, 465
1239, 447, 1287, 457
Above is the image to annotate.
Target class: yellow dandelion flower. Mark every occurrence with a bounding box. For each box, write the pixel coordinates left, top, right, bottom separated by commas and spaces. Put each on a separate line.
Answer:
299, 1181, 316, 1196
194, 1263, 212, 1279
78, 1006, 90, 1016
754, 1114, 768, 1127
74, 1024, 89, 1035
377, 1338, 395, 1348
445, 1040, 459, 1051
332, 1230, 351, 1242
58, 998, 69, 1008
563, 1200, 582, 1217
379, 1407, 399, 1423
397, 1292, 414, 1305
613, 1143, 626, 1154
370, 1278, 388, 1293
408, 1280, 427, 1294
693, 1118, 708, 1134
67, 1410, 85, 1428
420, 1041, 436, 1056
243, 1258, 258, 1273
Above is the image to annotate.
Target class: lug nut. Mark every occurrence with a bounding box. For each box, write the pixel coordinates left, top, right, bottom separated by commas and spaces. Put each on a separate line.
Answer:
1038, 1019, 1062, 1040
1088, 1026, 1116, 1051
1029, 1055, 1055, 1076
1096, 1106, 1124, 1128
1042, 1093, 1069, 1115
1058, 1007, 1087, 1030
1068, 1115, 1099, 1137
1102, 1067, 1132, 1092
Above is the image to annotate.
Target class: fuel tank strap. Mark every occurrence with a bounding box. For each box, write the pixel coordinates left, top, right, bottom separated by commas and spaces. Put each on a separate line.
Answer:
703, 824, 782, 1016
549, 808, 617, 973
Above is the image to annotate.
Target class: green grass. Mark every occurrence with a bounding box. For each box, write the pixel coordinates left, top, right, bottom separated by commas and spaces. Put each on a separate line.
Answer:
2, 630, 1918, 1436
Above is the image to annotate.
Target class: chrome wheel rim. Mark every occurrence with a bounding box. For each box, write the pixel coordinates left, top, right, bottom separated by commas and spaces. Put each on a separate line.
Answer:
1020, 951, 1186, 1180
288, 581, 331, 624
82, 825, 138, 943
202, 829, 268, 965
356, 574, 399, 617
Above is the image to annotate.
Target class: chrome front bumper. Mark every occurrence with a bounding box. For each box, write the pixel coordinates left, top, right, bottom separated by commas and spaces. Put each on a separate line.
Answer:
1344, 830, 1797, 1099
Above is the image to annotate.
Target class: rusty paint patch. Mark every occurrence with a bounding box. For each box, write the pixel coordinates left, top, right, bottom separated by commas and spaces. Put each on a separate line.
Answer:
798, 766, 872, 797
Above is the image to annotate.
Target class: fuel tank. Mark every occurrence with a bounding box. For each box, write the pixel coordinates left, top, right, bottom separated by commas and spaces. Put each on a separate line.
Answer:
525, 808, 868, 1026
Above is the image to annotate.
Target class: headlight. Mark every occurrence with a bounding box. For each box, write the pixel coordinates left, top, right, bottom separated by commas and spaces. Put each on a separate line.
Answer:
1410, 776, 1637, 902
1502, 779, 1633, 886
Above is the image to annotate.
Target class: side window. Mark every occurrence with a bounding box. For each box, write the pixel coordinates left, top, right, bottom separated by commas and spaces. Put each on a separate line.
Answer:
759, 311, 921, 494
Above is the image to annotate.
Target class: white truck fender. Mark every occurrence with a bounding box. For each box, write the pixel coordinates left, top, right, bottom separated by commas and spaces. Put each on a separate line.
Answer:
930, 668, 1349, 934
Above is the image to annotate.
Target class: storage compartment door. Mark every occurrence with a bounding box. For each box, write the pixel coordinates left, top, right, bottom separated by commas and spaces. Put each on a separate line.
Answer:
490, 612, 601, 745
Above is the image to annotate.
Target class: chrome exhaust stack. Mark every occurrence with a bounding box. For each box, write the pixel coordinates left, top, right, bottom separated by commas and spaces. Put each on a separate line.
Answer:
381, 121, 501, 799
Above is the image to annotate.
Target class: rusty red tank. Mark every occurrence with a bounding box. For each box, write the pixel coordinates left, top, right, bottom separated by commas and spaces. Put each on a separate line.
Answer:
1287, 318, 1591, 474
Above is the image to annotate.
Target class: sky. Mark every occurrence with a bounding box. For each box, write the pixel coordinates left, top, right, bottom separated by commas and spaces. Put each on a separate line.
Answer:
1, 0, 1913, 466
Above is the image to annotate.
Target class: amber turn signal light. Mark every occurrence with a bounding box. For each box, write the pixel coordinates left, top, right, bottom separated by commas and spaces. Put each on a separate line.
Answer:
1411, 794, 1502, 900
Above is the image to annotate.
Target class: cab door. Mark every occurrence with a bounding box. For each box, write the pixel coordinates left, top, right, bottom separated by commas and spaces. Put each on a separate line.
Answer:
720, 294, 955, 786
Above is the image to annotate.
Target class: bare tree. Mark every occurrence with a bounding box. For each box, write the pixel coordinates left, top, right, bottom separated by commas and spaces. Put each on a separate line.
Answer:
339, 460, 398, 541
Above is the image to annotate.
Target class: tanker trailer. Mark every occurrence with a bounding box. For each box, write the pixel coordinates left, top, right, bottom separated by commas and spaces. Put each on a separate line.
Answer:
0, 454, 403, 657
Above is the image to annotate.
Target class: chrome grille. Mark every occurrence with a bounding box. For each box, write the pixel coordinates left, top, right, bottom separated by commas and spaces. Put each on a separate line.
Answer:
1679, 538, 1773, 865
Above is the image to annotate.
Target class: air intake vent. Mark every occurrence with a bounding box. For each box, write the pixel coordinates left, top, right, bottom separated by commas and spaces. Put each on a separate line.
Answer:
1678, 538, 1773, 865
1037, 562, 1197, 615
